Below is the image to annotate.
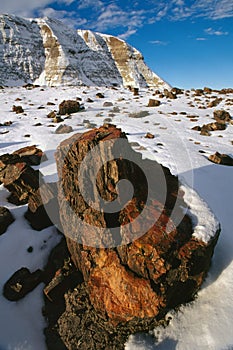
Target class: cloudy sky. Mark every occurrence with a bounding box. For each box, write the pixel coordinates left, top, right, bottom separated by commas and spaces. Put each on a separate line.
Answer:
1, 0, 233, 89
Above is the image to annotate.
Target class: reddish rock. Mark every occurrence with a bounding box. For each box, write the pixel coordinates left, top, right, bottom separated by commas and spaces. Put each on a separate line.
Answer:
0, 206, 14, 235
145, 132, 155, 139
55, 124, 220, 328
59, 100, 80, 115
3, 267, 43, 301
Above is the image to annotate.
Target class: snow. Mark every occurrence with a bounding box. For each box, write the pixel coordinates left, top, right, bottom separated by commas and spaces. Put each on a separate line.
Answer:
0, 85, 233, 349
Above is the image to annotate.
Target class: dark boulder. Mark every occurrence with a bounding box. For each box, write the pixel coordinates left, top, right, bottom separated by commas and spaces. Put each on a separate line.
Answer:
0, 206, 14, 235
59, 100, 80, 115
3, 267, 43, 301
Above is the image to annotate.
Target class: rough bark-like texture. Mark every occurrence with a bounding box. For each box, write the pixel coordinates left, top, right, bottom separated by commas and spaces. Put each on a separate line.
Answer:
13, 145, 47, 165
25, 182, 60, 230
54, 124, 220, 332
0, 153, 41, 205
44, 124, 221, 349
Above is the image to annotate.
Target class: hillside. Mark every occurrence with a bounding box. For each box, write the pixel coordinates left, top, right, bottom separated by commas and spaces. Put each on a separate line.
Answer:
0, 14, 169, 89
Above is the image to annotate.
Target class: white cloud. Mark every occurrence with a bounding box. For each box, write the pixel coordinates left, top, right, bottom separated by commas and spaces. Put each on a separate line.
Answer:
205, 27, 229, 36
0, 0, 75, 18
149, 40, 168, 46
196, 37, 207, 41
118, 29, 137, 40
77, 0, 103, 10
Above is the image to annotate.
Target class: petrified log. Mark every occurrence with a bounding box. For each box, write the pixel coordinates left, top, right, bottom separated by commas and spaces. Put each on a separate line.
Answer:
55, 124, 220, 329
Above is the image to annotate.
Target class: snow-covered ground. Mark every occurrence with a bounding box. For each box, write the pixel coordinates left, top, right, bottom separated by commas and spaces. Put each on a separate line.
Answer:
0, 85, 232, 350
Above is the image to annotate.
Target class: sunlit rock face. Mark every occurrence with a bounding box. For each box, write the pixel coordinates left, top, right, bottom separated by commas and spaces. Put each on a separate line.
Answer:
0, 14, 170, 89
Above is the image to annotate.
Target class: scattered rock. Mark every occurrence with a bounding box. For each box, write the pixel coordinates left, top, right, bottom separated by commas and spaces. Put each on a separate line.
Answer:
12, 105, 24, 114
204, 87, 212, 94
13, 145, 47, 166
55, 124, 73, 134
129, 111, 150, 118
145, 132, 155, 139
208, 152, 233, 166
59, 100, 80, 115
3, 267, 43, 301
164, 89, 177, 99
0, 207, 14, 235
213, 110, 231, 124
86, 97, 94, 103
47, 102, 56, 106
95, 92, 104, 99
47, 111, 57, 119
208, 98, 222, 108
25, 182, 60, 231
103, 101, 113, 107
171, 87, 183, 95
0, 153, 41, 205
147, 99, 161, 107
53, 116, 64, 123
133, 88, 139, 96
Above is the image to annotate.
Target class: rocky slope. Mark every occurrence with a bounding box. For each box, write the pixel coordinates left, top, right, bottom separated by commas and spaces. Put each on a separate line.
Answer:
0, 14, 169, 89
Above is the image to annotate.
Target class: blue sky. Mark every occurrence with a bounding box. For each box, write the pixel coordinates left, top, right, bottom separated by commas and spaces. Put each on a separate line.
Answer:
1, 0, 233, 89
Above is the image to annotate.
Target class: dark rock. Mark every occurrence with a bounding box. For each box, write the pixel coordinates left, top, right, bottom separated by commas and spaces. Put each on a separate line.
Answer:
96, 92, 105, 99
203, 87, 212, 94
103, 101, 113, 107
171, 87, 183, 95
133, 88, 139, 96
208, 152, 233, 166
86, 97, 94, 103
213, 110, 231, 124
53, 116, 64, 123
13, 145, 47, 166
59, 100, 80, 115
3, 267, 43, 301
12, 105, 24, 114
164, 89, 177, 99
148, 99, 161, 107
194, 89, 204, 96
192, 126, 201, 131
55, 124, 73, 134
25, 182, 60, 231
0, 153, 41, 205
0, 206, 14, 235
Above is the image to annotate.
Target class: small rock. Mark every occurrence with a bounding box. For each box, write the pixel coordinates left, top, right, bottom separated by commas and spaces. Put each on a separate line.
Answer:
208, 98, 222, 108
208, 152, 233, 166
86, 98, 94, 103
47, 111, 57, 119
0, 207, 14, 235
133, 88, 139, 96
53, 116, 64, 123
213, 110, 231, 124
103, 102, 113, 107
3, 267, 43, 301
59, 100, 80, 115
145, 132, 155, 139
12, 105, 24, 114
147, 99, 161, 107
55, 124, 73, 134
96, 93, 105, 99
